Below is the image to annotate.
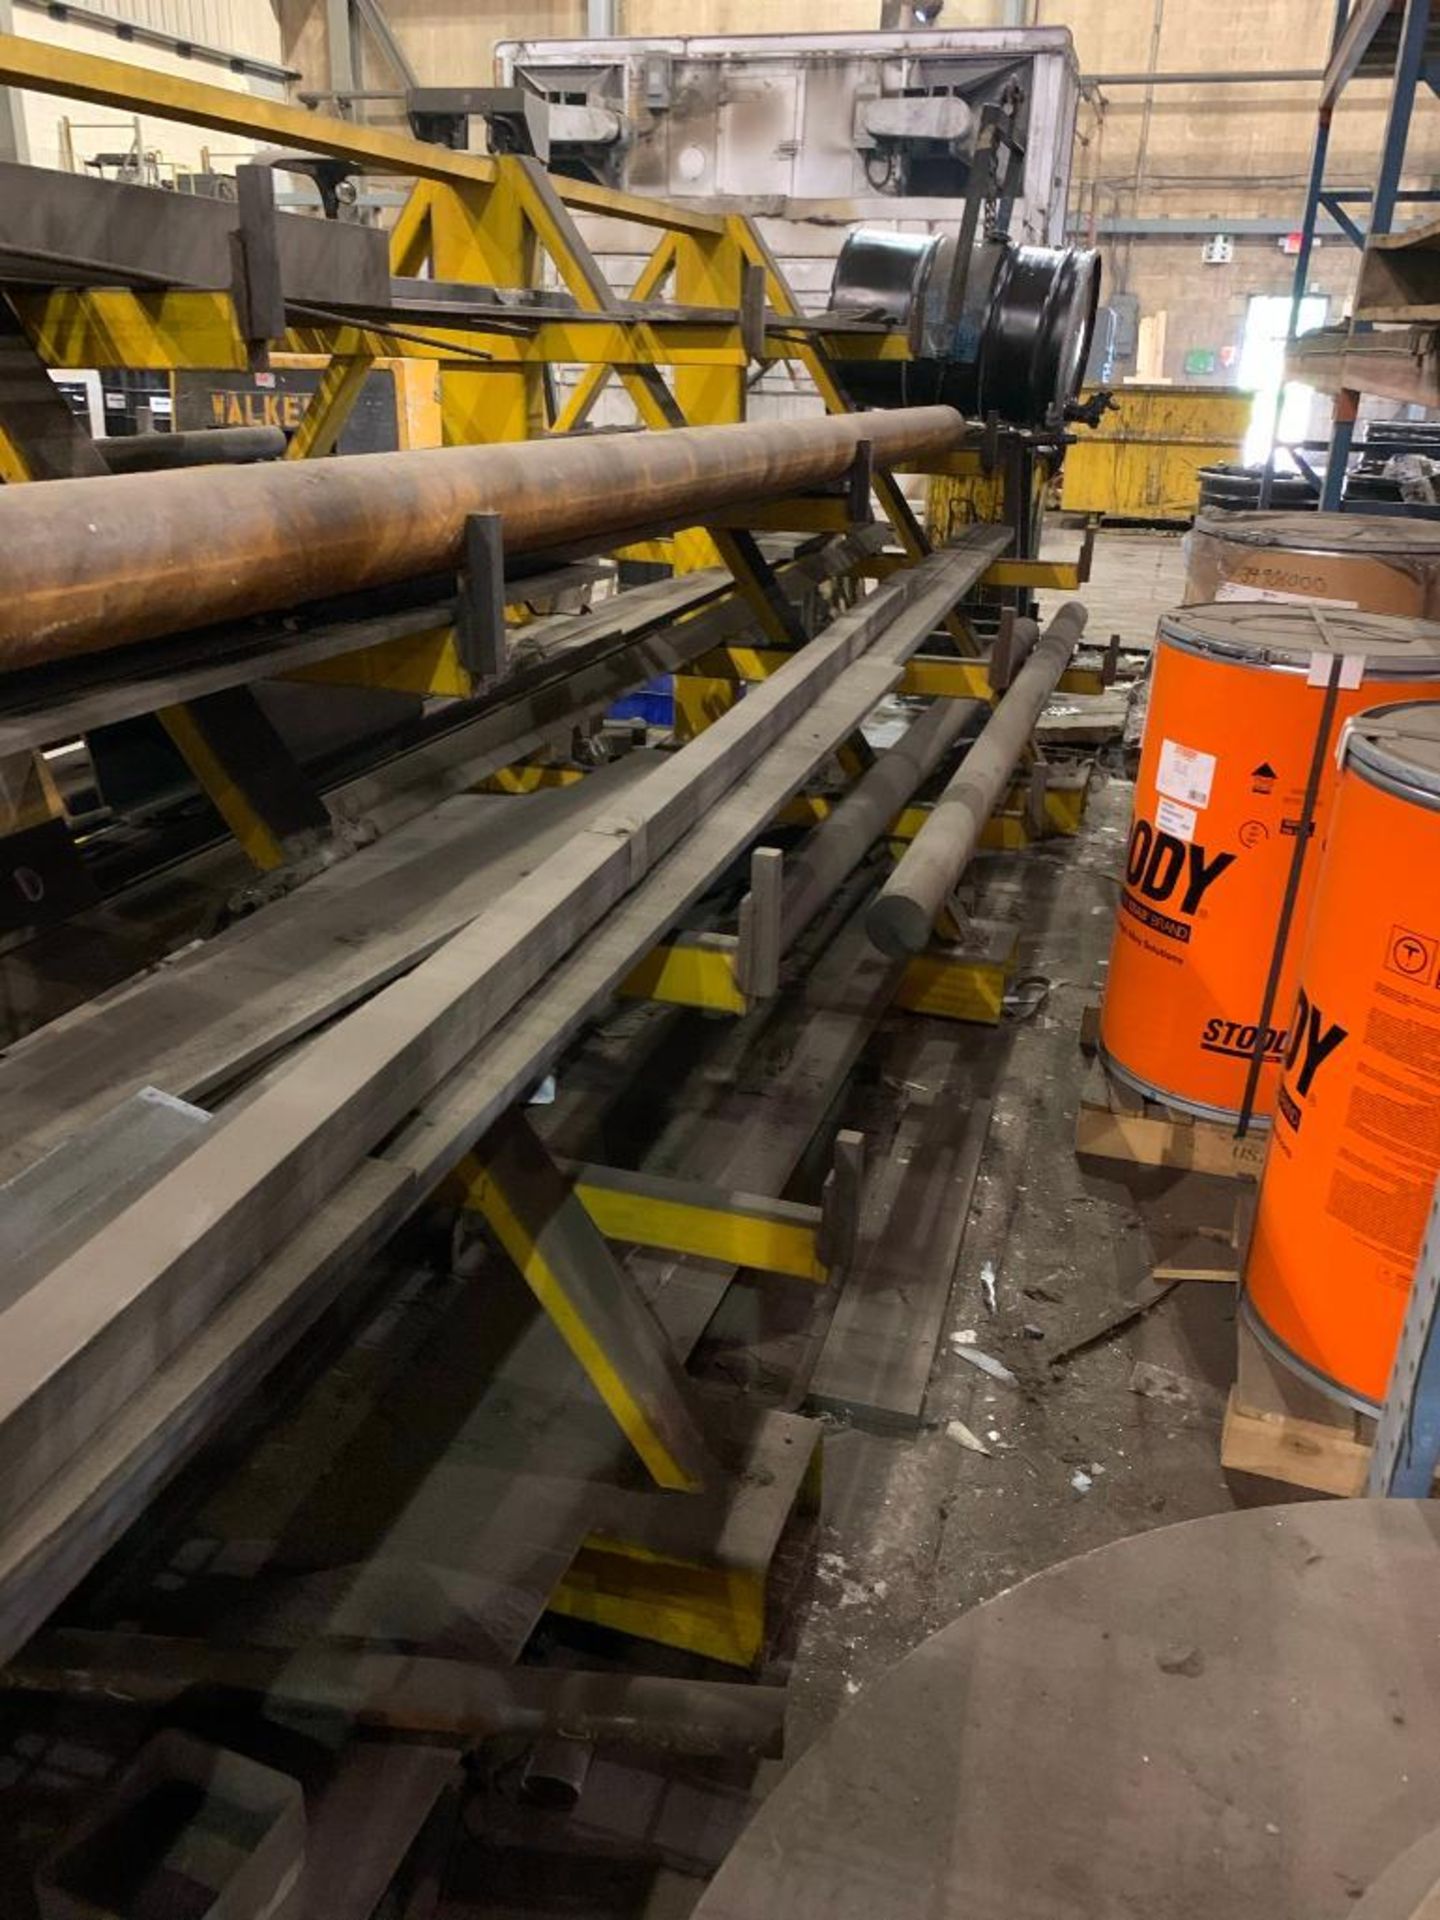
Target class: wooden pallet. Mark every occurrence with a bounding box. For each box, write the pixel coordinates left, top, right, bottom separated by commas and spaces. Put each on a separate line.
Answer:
1073, 1054, 1268, 1182
1220, 1314, 1439, 1499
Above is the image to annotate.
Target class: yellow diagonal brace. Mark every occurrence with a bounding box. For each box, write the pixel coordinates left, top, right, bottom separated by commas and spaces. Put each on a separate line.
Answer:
554, 232, 678, 434
284, 354, 373, 461
388, 182, 436, 278
157, 705, 286, 871
447, 1116, 710, 1491
0, 422, 33, 483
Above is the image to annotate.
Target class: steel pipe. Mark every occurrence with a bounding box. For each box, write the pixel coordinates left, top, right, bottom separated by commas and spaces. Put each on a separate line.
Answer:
777, 692, 985, 954
0, 407, 965, 671
100, 426, 288, 473
6, 1631, 789, 1758
865, 600, 1088, 957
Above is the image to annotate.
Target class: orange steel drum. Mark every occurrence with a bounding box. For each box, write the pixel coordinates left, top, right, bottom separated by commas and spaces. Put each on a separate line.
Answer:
1099, 605, 1440, 1123
1244, 703, 1440, 1409
1186, 510, 1440, 617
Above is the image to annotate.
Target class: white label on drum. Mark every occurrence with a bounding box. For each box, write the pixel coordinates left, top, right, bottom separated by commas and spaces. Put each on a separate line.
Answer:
1306, 650, 1365, 689
1215, 581, 1358, 609
1155, 795, 1198, 843
1157, 738, 1216, 810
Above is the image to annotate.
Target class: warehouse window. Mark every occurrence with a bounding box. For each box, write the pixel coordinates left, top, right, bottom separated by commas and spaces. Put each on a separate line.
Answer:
1240, 292, 1329, 468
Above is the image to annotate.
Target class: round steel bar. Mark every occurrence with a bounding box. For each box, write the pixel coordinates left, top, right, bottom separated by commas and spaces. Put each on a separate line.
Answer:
865, 599, 1088, 957
777, 692, 985, 954
5, 1632, 789, 1759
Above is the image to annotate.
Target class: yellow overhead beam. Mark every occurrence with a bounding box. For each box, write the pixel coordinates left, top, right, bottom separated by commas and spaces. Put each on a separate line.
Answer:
0, 33, 494, 181
0, 33, 725, 233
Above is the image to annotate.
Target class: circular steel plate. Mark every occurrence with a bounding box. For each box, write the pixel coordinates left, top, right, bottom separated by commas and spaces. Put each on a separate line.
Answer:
698, 1504, 1440, 1920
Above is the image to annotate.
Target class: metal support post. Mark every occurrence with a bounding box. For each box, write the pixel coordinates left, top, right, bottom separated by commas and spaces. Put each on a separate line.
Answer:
1321, 390, 1359, 510
1368, 1175, 1440, 1496
817, 1130, 866, 1272
735, 845, 784, 1000
1309, 0, 1433, 512
847, 438, 875, 526
1372, 0, 1433, 239
325, 0, 359, 108
0, 0, 25, 161
231, 164, 285, 362
455, 512, 508, 682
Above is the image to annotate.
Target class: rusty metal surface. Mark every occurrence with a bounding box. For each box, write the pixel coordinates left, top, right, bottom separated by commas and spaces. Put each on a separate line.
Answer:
696, 1502, 1440, 1920
0, 407, 964, 669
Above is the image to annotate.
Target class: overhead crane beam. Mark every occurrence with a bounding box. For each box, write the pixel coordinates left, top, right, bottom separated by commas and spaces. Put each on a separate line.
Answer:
0, 32, 726, 233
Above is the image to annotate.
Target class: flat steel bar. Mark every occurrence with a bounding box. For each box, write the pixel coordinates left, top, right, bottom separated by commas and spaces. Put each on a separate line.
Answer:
0, 538, 997, 1661
0, 547, 979, 1534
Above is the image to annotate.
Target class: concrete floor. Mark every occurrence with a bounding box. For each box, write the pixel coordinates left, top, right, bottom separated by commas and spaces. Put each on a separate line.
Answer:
790, 529, 1233, 1750
1038, 521, 1189, 647
789, 772, 1239, 1757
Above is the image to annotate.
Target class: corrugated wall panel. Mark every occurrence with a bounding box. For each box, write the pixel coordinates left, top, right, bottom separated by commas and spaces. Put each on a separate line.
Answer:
15, 0, 286, 175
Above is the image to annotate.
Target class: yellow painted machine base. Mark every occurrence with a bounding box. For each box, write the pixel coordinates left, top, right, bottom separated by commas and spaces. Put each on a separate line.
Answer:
549, 1408, 823, 1668
894, 919, 1019, 1025
552, 1544, 770, 1669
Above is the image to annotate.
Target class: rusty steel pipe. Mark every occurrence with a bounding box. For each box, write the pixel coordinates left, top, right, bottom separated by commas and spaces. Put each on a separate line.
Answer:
0, 407, 966, 671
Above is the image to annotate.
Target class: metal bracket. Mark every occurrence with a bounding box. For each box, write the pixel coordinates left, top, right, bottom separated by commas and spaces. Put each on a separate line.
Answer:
980, 409, 1001, 475
817, 1129, 866, 1272
1101, 632, 1122, 688
231, 163, 286, 365
735, 845, 783, 1002
987, 607, 1019, 692
1024, 758, 1051, 838
1077, 517, 1098, 585
847, 438, 875, 526
455, 511, 508, 683
739, 259, 768, 364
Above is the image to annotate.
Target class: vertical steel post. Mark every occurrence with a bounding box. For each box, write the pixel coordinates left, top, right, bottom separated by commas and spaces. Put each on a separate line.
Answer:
325, 0, 359, 112
0, 0, 26, 162
1259, 0, 1347, 509
1321, 0, 1432, 510
1371, 0, 1432, 237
